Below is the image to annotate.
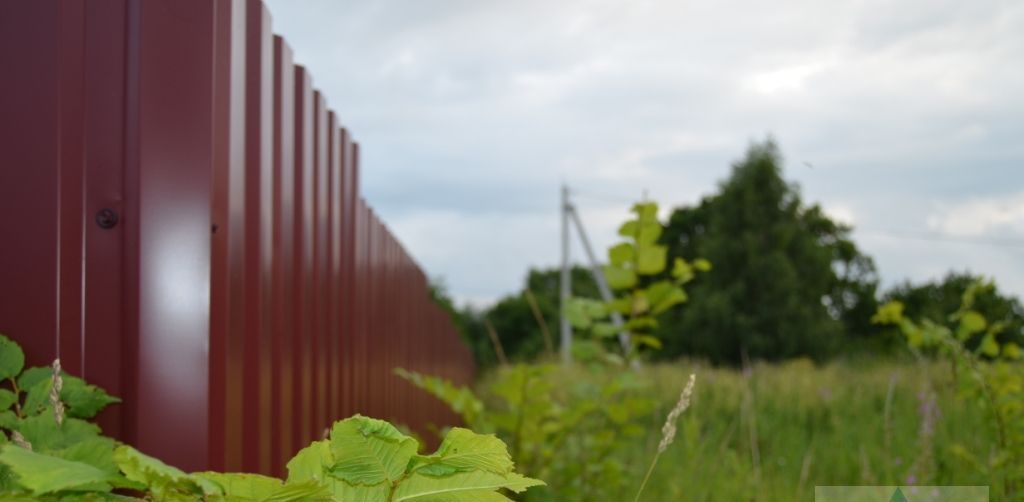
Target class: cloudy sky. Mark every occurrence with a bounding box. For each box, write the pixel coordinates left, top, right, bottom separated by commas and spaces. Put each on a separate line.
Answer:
264, 0, 1024, 306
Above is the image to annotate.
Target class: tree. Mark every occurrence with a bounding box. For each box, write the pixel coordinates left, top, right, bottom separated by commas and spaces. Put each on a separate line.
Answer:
656, 140, 879, 363
437, 267, 599, 368
882, 271, 1024, 351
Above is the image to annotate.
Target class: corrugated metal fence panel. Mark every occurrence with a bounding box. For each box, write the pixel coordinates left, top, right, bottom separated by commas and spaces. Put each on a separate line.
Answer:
0, 0, 475, 476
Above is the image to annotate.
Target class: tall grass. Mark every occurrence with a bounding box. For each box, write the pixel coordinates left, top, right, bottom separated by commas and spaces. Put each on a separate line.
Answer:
474, 359, 999, 501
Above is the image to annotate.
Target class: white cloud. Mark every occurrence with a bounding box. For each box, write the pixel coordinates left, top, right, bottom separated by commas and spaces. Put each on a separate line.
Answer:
264, 0, 1024, 304
927, 192, 1024, 238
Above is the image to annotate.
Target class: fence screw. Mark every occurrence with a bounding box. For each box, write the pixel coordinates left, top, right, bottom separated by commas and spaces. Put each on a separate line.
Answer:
95, 208, 119, 229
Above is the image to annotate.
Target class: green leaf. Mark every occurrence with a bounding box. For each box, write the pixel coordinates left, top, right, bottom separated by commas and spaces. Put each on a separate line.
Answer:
114, 445, 211, 497
617, 220, 637, 237
978, 334, 1000, 358
394, 370, 485, 428
392, 471, 544, 501
0, 335, 24, 381
52, 436, 118, 476
630, 291, 650, 316
563, 299, 593, 330
19, 410, 102, 452
607, 243, 634, 266
670, 258, 694, 283
20, 374, 119, 419
265, 480, 332, 501
193, 471, 283, 497
632, 335, 662, 350
636, 245, 667, 275
22, 377, 52, 416
395, 491, 513, 502
412, 428, 513, 476
61, 375, 120, 419
871, 302, 905, 325
16, 367, 50, 393
328, 415, 418, 485
958, 310, 987, 338
0, 410, 19, 430
693, 258, 712, 272
624, 317, 658, 332
632, 202, 658, 222
591, 322, 621, 338
327, 478, 390, 502
286, 440, 333, 483
603, 265, 637, 290
0, 389, 16, 411
1003, 342, 1022, 360
0, 443, 112, 494
645, 281, 688, 315
634, 222, 663, 246
192, 472, 327, 501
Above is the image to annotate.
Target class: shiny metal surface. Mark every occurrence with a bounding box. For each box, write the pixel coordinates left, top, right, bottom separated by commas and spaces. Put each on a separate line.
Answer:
0, 0, 475, 475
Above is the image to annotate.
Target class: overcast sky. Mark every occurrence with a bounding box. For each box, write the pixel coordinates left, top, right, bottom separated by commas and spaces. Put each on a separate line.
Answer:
264, 0, 1023, 307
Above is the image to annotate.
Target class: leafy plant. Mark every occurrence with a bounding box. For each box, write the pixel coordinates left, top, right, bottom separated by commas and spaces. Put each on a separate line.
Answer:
397, 364, 657, 501
0, 333, 542, 500
873, 280, 1024, 498
565, 201, 709, 362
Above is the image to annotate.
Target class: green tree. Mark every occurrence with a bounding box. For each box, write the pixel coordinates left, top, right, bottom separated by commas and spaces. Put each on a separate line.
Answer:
657, 140, 879, 363
442, 268, 599, 368
882, 271, 1024, 351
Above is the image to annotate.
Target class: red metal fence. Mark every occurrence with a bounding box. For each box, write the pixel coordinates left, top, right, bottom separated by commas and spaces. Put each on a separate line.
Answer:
0, 0, 475, 476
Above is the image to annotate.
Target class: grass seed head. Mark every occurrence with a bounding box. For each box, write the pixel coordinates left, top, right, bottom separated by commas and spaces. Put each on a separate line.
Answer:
50, 358, 65, 425
659, 373, 696, 453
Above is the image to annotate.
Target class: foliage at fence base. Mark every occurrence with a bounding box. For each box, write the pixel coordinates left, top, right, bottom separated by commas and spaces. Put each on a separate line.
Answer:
0, 334, 542, 501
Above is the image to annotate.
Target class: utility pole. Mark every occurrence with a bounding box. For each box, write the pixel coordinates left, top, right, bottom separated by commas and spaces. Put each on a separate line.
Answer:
560, 185, 572, 364
567, 205, 630, 354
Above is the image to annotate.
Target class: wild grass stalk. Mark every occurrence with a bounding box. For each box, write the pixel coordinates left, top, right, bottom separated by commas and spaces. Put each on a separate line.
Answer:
633, 373, 696, 502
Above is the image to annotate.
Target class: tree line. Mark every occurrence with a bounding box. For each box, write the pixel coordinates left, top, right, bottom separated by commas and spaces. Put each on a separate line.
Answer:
436, 140, 1024, 367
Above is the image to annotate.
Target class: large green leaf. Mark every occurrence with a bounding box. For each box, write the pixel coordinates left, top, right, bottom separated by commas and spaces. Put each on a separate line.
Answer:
326, 478, 390, 502
114, 445, 212, 497
979, 334, 1000, 358
632, 202, 658, 222
0, 335, 24, 381
328, 415, 418, 485
411, 428, 512, 476
193, 472, 328, 501
607, 243, 634, 266
16, 366, 50, 394
645, 281, 688, 315
603, 265, 636, 290
192, 472, 282, 499
956, 310, 987, 340
287, 440, 333, 483
18, 411, 102, 452
0, 444, 112, 494
617, 220, 637, 237
264, 480, 332, 501
20, 374, 119, 419
52, 436, 118, 475
634, 221, 663, 246
636, 245, 667, 275
61, 375, 121, 419
396, 491, 513, 502
392, 471, 543, 501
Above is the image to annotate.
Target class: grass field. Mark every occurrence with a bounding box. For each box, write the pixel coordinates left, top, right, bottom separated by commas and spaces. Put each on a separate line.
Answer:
473, 358, 1000, 501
